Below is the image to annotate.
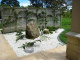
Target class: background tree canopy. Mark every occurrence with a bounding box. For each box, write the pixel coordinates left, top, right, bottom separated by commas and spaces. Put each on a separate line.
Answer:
29, 0, 66, 9
29, 0, 43, 8
1, 0, 20, 7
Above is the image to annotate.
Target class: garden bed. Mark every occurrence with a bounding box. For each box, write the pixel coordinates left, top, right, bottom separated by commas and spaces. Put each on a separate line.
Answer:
3, 28, 64, 57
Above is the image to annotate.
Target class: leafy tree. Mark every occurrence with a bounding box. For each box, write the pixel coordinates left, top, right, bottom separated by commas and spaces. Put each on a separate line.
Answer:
62, 9, 72, 18
44, 0, 65, 8
1, 0, 20, 7
29, 0, 66, 9
29, 0, 43, 8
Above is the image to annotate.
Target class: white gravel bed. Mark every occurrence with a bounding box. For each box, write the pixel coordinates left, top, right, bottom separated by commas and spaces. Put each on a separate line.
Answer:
3, 28, 64, 57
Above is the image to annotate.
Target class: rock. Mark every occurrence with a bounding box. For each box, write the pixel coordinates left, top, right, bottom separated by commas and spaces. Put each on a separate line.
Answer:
55, 30, 58, 33
43, 28, 50, 34
40, 30, 43, 35
26, 21, 40, 39
24, 47, 34, 53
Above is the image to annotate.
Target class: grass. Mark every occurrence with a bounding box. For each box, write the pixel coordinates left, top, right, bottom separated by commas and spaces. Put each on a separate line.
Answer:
59, 17, 71, 44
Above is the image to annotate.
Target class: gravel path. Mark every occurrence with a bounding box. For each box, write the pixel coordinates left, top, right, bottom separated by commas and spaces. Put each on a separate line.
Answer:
3, 28, 65, 57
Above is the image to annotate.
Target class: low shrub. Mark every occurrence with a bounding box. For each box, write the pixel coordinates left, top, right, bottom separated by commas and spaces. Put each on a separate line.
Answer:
47, 26, 59, 31
47, 26, 59, 34
62, 9, 72, 18
19, 40, 41, 49
16, 30, 25, 42
0, 24, 2, 29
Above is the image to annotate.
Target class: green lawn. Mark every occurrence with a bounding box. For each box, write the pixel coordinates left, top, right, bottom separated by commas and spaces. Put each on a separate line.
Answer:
59, 18, 71, 44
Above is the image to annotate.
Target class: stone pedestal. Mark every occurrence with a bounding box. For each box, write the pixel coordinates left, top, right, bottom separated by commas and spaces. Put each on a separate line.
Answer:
66, 32, 80, 60
66, 0, 80, 60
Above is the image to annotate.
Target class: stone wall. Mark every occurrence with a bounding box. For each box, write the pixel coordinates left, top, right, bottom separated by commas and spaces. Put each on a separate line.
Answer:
0, 7, 61, 33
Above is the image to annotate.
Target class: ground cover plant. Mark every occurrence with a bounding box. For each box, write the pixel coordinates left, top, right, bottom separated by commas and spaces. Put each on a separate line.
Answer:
47, 26, 59, 33
59, 18, 71, 43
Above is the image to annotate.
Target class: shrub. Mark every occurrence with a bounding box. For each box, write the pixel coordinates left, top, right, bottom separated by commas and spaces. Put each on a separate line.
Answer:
0, 24, 2, 29
19, 40, 41, 49
62, 9, 72, 18
16, 30, 25, 42
47, 26, 59, 34
47, 26, 59, 31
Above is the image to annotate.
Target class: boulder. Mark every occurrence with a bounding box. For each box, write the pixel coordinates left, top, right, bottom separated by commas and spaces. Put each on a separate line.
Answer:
43, 28, 50, 34
26, 21, 40, 39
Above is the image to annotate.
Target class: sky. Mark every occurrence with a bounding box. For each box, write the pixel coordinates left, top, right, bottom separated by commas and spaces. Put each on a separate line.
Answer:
0, 0, 72, 7
0, 0, 30, 7
18, 0, 30, 7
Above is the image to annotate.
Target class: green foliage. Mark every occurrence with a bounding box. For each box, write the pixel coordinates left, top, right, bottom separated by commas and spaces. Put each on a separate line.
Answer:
47, 15, 53, 17
38, 11, 46, 18
1, 0, 20, 7
16, 35, 24, 41
36, 40, 41, 42
19, 33, 50, 50
28, 5, 42, 8
50, 31, 53, 34
47, 26, 59, 31
62, 9, 72, 18
38, 10, 59, 30
19, 44, 26, 49
38, 11, 53, 29
26, 42, 35, 47
62, 12, 72, 18
29, 11, 36, 15
38, 11, 46, 29
20, 40, 41, 49
25, 10, 36, 22
41, 11, 46, 14
29, 0, 43, 8
3, 16, 12, 25
59, 18, 71, 43
53, 16, 59, 24
29, 0, 66, 9
16, 30, 25, 42
0, 4, 8, 7
28, 19, 34, 21
47, 26, 59, 34
19, 42, 35, 49
25, 10, 36, 16
0, 24, 2, 29
2, 8, 18, 27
